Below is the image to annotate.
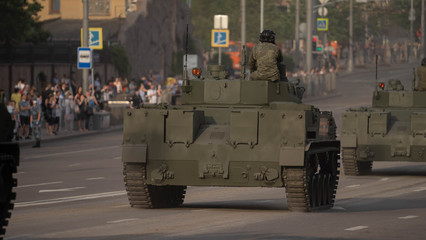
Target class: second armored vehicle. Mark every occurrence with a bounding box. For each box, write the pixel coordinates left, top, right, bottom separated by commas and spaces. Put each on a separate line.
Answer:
341, 77, 426, 175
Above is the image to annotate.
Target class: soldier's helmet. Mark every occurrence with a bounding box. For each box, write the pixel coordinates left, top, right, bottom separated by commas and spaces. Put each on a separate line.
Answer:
259, 30, 275, 43
422, 58, 426, 66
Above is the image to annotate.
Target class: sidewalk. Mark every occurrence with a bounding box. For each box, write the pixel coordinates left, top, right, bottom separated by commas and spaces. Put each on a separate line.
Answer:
15, 125, 123, 147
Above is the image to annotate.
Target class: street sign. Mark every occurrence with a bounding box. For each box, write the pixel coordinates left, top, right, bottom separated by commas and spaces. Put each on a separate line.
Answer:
214, 15, 228, 29
318, 7, 328, 17
80, 28, 103, 49
317, 18, 328, 31
77, 47, 92, 69
211, 29, 229, 47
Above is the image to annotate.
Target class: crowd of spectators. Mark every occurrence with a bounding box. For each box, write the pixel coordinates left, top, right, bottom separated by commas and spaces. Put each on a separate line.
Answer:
4, 71, 183, 144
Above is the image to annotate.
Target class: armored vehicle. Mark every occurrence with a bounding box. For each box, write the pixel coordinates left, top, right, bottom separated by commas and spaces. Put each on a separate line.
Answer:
122, 64, 340, 212
341, 77, 426, 175
0, 93, 19, 237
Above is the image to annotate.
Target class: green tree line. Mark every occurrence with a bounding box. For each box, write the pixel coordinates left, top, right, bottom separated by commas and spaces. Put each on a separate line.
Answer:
191, 0, 424, 49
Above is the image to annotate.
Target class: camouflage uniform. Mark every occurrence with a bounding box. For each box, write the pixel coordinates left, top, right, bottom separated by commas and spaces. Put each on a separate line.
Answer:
249, 42, 283, 81
417, 66, 426, 91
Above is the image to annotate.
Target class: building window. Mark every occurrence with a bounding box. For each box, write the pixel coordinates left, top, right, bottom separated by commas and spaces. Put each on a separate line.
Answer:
50, 0, 60, 13
89, 0, 110, 16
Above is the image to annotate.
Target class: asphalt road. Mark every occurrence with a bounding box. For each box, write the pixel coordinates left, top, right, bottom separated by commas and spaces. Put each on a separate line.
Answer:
5, 64, 426, 240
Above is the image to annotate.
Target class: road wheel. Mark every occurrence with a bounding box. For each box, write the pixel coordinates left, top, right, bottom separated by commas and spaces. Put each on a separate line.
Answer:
342, 148, 372, 176
284, 149, 339, 212
123, 163, 186, 208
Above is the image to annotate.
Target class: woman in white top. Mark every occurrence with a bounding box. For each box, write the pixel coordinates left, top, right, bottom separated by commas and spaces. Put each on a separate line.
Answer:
147, 84, 157, 104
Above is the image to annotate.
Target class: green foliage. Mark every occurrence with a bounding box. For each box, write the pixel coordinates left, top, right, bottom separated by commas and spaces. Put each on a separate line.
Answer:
0, 0, 50, 44
191, 0, 295, 49
110, 45, 132, 79
191, 1, 421, 49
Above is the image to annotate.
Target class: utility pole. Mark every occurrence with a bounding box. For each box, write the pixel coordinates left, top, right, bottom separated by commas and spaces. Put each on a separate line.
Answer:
241, 0, 246, 46
260, 0, 264, 32
422, 0, 425, 58
295, 0, 300, 70
348, 0, 353, 72
305, 0, 312, 72
82, 0, 89, 94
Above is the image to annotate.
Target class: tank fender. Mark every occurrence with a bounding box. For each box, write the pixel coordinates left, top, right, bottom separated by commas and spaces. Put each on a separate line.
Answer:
279, 147, 305, 166
341, 135, 357, 148
122, 144, 147, 163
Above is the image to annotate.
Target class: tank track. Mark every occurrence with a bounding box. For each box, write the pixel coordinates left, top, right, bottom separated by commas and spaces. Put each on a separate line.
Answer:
123, 163, 186, 208
342, 148, 372, 176
283, 150, 340, 212
0, 155, 18, 237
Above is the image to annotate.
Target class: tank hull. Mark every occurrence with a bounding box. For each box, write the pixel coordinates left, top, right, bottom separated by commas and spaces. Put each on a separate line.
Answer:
341, 91, 426, 175
122, 99, 340, 211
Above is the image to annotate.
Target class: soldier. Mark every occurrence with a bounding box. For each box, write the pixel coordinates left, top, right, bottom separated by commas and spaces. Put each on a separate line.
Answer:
249, 30, 283, 82
416, 58, 426, 91
30, 96, 41, 148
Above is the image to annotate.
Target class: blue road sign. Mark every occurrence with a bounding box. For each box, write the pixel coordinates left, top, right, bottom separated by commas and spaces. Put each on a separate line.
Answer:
317, 18, 328, 31
80, 28, 103, 49
77, 47, 92, 69
211, 29, 229, 47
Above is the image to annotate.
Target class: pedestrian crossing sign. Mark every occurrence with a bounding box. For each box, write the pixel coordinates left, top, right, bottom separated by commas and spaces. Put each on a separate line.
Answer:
317, 18, 328, 31
211, 29, 229, 47
80, 28, 103, 50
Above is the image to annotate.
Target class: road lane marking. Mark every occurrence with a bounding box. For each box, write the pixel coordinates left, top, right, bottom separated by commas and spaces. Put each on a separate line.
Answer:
4, 234, 32, 239
68, 163, 81, 167
113, 156, 122, 160
86, 177, 105, 181
18, 181, 63, 188
107, 218, 139, 224
399, 215, 419, 220
346, 184, 361, 188
39, 187, 86, 193
413, 187, 426, 192
15, 190, 126, 207
333, 206, 346, 211
380, 178, 389, 181
23, 145, 120, 160
345, 226, 368, 231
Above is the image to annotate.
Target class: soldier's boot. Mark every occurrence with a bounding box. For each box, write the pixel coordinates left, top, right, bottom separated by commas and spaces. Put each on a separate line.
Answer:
32, 140, 40, 148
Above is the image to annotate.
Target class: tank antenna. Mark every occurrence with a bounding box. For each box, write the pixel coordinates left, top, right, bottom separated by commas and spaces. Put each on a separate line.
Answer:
412, 67, 416, 91
375, 55, 378, 92
182, 8, 191, 93
240, 45, 246, 80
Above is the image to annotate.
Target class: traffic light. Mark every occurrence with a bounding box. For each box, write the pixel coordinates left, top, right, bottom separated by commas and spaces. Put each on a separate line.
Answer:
317, 45, 323, 52
312, 35, 318, 51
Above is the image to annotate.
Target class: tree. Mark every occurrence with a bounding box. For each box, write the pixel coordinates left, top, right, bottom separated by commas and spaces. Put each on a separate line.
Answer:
110, 45, 132, 79
0, 0, 50, 44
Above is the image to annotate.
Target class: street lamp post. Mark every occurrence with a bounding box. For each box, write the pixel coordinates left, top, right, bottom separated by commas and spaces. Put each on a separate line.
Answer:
348, 0, 354, 72
82, 0, 89, 94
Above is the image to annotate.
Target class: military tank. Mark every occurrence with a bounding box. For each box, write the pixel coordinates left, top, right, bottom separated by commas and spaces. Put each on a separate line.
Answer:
341, 72, 426, 175
122, 57, 340, 212
0, 92, 19, 237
